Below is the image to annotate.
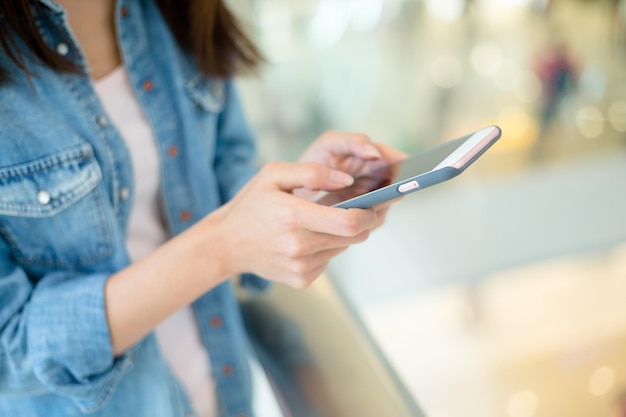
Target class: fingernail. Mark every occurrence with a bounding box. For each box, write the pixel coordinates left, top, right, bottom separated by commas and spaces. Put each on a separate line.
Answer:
363, 144, 382, 159
331, 171, 354, 186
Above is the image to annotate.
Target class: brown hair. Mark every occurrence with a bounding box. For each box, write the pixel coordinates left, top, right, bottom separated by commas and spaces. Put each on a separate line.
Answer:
0, 0, 263, 84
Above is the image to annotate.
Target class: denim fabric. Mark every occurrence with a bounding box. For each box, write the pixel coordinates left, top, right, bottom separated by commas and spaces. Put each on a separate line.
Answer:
0, 0, 266, 416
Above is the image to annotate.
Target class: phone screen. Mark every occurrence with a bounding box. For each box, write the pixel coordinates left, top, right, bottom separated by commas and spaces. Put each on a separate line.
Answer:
381, 133, 471, 183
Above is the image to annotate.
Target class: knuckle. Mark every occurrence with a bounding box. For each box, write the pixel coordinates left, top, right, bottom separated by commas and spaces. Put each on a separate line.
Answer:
302, 162, 324, 183
353, 132, 371, 143
289, 259, 310, 275
262, 161, 285, 175
356, 230, 371, 243
277, 206, 299, 230
290, 277, 312, 290
284, 239, 306, 258
340, 211, 364, 235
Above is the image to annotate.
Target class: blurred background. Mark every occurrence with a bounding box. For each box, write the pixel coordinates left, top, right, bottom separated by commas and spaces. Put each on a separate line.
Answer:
231, 0, 626, 416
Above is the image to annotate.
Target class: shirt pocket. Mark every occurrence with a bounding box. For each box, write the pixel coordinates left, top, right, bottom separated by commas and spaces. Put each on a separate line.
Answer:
0, 143, 114, 269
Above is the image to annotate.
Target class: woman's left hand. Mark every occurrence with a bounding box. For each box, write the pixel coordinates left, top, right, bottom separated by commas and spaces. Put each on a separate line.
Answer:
296, 131, 406, 181
294, 131, 408, 228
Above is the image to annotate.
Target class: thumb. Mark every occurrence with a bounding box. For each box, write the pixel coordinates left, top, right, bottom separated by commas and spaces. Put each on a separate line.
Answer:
261, 162, 355, 192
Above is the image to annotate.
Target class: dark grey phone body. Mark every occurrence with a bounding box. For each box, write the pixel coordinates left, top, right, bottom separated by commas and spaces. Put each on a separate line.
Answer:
333, 126, 502, 209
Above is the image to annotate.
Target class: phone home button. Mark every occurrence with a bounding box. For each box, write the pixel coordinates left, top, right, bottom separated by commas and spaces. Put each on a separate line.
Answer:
398, 180, 419, 193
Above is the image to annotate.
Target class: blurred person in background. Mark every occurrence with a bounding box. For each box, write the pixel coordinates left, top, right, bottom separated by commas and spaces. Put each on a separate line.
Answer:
0, 1, 405, 417
532, 40, 578, 159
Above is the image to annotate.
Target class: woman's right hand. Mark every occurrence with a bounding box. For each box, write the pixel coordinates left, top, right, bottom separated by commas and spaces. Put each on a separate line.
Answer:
106, 161, 377, 354
207, 161, 380, 288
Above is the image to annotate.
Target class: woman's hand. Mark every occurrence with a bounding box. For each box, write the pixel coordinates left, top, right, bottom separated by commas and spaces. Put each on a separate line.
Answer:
105, 138, 401, 354
295, 131, 407, 194
107, 162, 366, 354
294, 131, 408, 229
208, 161, 380, 289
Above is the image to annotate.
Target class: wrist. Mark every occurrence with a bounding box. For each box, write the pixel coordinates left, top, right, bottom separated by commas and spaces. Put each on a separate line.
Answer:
105, 206, 235, 355
186, 205, 237, 289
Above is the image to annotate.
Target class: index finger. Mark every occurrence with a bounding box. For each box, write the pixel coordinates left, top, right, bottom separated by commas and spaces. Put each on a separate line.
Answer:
292, 199, 378, 237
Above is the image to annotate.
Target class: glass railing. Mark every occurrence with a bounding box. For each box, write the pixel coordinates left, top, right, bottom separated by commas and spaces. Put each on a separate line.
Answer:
241, 275, 425, 417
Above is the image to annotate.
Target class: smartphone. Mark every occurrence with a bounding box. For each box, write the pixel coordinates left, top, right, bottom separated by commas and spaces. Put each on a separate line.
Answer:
318, 125, 502, 209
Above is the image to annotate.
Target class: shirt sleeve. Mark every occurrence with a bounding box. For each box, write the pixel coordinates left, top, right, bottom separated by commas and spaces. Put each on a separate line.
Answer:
213, 80, 260, 202
0, 237, 132, 413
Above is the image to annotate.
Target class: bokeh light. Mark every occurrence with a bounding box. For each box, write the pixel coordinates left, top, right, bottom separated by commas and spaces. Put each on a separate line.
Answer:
430, 55, 463, 89
506, 390, 539, 417
350, 0, 383, 32
308, 0, 351, 48
576, 106, 604, 139
494, 60, 521, 92
496, 105, 538, 151
425, 0, 465, 21
588, 366, 615, 397
608, 101, 626, 132
471, 42, 504, 77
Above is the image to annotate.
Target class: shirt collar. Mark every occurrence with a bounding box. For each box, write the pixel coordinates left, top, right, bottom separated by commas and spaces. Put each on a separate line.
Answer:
36, 0, 64, 13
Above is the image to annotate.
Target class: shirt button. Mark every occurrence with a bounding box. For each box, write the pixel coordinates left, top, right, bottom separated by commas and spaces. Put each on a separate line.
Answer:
96, 115, 108, 127
222, 364, 234, 376
37, 190, 52, 205
56, 42, 69, 56
210, 316, 223, 328
180, 210, 191, 222
167, 146, 179, 158
142, 79, 153, 92
120, 6, 129, 17
119, 187, 130, 201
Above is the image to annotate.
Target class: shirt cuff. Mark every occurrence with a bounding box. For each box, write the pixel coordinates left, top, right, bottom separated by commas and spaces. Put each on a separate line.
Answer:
27, 271, 133, 412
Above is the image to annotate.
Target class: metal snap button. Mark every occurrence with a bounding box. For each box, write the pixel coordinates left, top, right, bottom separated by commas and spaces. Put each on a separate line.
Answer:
96, 115, 108, 127
56, 42, 69, 56
119, 187, 130, 201
37, 190, 52, 205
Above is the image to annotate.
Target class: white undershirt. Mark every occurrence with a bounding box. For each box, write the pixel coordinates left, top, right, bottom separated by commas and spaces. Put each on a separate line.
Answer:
94, 67, 218, 417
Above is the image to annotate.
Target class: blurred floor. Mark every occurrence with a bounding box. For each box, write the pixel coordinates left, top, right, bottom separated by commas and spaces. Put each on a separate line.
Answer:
359, 244, 626, 417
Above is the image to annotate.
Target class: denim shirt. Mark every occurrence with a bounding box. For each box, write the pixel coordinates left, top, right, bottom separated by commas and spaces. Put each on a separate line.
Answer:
0, 1, 268, 416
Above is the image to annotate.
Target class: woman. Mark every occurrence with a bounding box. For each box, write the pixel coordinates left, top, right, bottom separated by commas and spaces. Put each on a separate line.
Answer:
0, 1, 404, 416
